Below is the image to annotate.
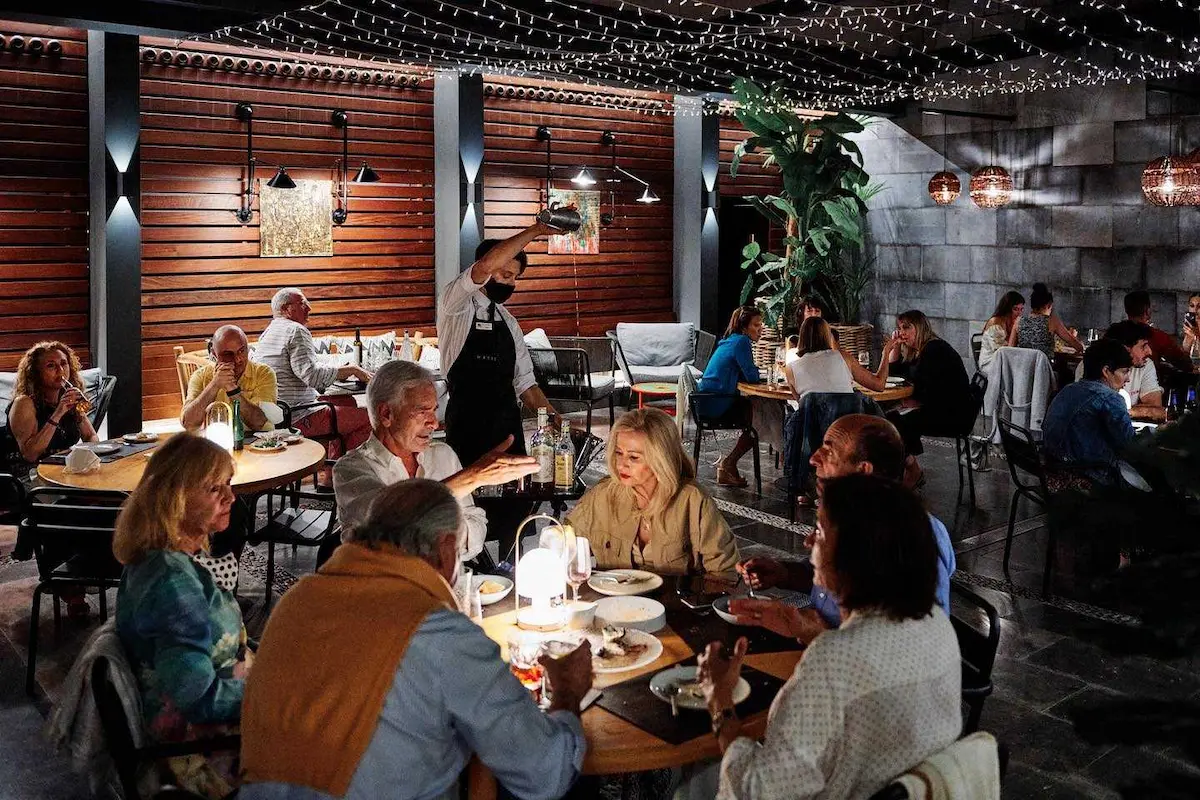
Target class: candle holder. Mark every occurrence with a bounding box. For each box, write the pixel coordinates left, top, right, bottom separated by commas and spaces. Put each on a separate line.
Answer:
513, 513, 569, 631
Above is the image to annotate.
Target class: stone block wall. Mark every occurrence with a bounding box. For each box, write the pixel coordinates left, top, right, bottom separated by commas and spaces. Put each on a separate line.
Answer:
854, 81, 1200, 365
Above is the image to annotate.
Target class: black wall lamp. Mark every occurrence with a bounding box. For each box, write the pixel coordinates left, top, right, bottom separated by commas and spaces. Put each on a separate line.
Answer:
536, 126, 660, 227
331, 109, 381, 225
536, 125, 554, 204
233, 102, 296, 224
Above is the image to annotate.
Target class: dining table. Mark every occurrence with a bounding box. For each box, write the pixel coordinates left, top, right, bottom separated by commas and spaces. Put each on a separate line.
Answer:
37, 434, 327, 495
737, 379, 914, 405
467, 583, 805, 799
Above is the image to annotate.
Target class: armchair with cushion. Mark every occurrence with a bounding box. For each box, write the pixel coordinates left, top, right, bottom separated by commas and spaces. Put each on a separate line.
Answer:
524, 331, 617, 434
607, 322, 697, 405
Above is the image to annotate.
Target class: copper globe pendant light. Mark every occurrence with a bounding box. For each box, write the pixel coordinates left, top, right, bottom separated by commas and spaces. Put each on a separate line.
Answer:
969, 124, 1013, 208
1141, 93, 1198, 207
928, 124, 959, 205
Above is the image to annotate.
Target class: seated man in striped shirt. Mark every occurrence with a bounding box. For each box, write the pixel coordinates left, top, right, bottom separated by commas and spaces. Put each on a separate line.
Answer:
254, 288, 373, 462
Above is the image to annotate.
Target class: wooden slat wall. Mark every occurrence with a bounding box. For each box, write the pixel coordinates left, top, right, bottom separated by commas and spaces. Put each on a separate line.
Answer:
139, 39, 436, 419
482, 77, 675, 337
0, 23, 89, 371
719, 116, 779, 197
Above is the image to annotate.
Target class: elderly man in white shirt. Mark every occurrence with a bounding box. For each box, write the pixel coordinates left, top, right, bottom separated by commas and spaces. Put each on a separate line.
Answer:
255, 287, 374, 461
437, 222, 567, 468
334, 360, 537, 560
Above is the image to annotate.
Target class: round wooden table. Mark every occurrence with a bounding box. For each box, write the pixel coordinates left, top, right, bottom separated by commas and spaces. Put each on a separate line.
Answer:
468, 591, 803, 797
737, 380, 914, 405
38, 436, 326, 495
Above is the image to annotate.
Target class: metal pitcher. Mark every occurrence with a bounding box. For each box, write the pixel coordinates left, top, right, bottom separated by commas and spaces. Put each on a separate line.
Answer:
536, 202, 582, 233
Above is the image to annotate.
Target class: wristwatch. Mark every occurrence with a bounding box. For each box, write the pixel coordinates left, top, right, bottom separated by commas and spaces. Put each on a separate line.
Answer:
710, 705, 737, 737
226, 386, 242, 397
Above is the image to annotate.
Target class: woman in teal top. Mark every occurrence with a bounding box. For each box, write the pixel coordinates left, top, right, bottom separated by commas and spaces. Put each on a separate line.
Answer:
113, 433, 247, 799
697, 305, 763, 487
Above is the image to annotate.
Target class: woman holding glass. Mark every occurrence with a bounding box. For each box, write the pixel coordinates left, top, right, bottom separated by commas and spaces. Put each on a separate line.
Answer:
5, 340, 98, 472
566, 408, 738, 578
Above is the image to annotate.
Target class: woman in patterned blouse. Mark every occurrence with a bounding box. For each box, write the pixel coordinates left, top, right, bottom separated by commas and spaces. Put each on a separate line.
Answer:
113, 433, 248, 798
694, 475, 962, 799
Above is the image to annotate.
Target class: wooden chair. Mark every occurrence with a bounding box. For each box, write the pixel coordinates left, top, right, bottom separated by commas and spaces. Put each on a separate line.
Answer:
173, 345, 212, 402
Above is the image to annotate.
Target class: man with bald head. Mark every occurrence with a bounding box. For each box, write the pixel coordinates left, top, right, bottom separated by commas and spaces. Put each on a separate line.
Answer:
181, 324, 278, 432
733, 414, 956, 644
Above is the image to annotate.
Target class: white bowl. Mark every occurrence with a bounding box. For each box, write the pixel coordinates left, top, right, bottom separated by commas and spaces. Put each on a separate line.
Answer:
594, 596, 666, 633
473, 575, 513, 606
566, 600, 597, 629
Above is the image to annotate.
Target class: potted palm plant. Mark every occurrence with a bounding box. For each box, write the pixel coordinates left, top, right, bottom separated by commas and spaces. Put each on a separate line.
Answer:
729, 77, 883, 364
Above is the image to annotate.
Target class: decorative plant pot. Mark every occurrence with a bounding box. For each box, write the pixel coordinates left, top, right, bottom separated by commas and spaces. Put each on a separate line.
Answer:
830, 323, 874, 365
752, 323, 785, 372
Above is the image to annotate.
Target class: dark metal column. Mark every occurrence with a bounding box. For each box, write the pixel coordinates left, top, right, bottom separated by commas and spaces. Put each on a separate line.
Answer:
674, 95, 721, 334
435, 69, 486, 311
88, 31, 142, 435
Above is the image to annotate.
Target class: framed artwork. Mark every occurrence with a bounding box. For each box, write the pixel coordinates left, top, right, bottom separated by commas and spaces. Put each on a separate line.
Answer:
260, 179, 334, 257
547, 188, 600, 255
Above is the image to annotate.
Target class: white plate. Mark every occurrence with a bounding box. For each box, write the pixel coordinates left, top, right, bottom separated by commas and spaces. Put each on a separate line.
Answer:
86, 442, 122, 455
248, 442, 287, 454
594, 596, 666, 633
473, 575, 513, 606
712, 595, 744, 625
649, 666, 750, 710
885, 376, 906, 386
593, 628, 663, 674
588, 569, 663, 596
122, 432, 158, 444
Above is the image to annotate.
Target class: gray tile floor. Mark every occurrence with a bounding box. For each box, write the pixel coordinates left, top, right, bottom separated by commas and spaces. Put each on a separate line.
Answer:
3, 415, 1199, 798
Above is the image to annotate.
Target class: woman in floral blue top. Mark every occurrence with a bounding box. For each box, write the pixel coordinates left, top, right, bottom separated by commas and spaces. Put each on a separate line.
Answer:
113, 433, 247, 798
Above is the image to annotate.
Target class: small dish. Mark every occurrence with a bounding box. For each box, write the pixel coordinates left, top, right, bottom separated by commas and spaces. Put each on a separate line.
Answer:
122, 432, 158, 444
87, 442, 122, 455
712, 595, 745, 625
473, 574, 513, 606
588, 569, 663, 597
885, 376, 906, 386
248, 441, 286, 454
594, 596, 666, 633
566, 600, 597, 629
650, 666, 750, 710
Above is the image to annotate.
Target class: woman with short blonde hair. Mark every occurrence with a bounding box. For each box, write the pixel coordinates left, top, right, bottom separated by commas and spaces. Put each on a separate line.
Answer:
568, 408, 737, 577
114, 433, 247, 799
5, 340, 98, 470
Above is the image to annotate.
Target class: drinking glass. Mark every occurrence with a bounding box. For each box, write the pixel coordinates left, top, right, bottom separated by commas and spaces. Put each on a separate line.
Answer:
566, 537, 592, 602
507, 630, 546, 704
858, 350, 871, 367
62, 379, 92, 415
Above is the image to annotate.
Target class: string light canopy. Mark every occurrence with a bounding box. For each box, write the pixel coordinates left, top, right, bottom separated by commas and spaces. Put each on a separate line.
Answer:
197, 0, 1200, 113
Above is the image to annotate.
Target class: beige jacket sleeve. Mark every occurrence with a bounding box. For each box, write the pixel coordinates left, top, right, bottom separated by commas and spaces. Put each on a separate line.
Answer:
691, 490, 739, 578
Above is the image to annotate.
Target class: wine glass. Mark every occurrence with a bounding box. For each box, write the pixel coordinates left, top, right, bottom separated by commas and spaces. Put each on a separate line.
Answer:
566, 537, 592, 602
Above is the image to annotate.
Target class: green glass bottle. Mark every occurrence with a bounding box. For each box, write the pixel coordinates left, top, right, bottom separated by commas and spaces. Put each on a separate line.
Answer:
231, 397, 244, 451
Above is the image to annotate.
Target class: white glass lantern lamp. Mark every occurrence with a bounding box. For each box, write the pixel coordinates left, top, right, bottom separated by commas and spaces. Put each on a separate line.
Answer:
514, 514, 568, 631
204, 401, 235, 452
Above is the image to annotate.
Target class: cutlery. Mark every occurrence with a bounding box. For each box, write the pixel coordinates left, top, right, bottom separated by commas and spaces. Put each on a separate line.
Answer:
667, 684, 681, 716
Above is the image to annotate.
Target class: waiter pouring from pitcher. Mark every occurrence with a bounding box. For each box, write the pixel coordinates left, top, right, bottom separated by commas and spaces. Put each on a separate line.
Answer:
438, 213, 572, 467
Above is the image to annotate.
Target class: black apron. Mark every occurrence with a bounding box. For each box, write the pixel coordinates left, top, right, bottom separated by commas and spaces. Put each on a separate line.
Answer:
445, 300, 526, 467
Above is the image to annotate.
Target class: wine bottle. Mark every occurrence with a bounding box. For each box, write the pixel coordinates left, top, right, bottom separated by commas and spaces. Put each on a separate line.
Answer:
231, 398, 244, 451
398, 329, 413, 361
531, 408, 554, 488
353, 327, 363, 367
554, 420, 574, 490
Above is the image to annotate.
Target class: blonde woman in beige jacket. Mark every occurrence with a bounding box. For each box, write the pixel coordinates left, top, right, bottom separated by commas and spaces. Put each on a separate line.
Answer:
567, 408, 738, 578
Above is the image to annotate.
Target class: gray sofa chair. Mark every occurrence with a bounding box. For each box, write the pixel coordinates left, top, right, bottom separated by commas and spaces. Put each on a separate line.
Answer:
607, 322, 699, 408
527, 335, 618, 434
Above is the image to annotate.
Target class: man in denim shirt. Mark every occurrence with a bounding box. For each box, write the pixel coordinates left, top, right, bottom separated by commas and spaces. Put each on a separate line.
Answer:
1043, 339, 1135, 485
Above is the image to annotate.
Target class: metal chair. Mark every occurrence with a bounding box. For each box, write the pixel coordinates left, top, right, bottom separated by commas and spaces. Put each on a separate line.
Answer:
92, 655, 240, 800
22, 487, 126, 695
280, 399, 341, 490
0, 471, 26, 525
528, 345, 616, 434
997, 419, 1049, 587
254, 466, 341, 609
953, 371, 989, 508
681, 368, 761, 496
950, 582, 1001, 735
970, 331, 983, 368
694, 330, 718, 373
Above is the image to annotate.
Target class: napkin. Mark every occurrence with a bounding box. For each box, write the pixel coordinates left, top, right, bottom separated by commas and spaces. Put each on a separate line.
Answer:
64, 446, 101, 474
259, 401, 285, 426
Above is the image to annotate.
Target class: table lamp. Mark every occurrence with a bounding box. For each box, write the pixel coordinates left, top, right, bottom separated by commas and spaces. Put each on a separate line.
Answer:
514, 513, 568, 631
204, 401, 235, 452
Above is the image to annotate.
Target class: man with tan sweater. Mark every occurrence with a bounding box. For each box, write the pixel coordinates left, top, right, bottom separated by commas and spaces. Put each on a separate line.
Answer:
239, 479, 592, 800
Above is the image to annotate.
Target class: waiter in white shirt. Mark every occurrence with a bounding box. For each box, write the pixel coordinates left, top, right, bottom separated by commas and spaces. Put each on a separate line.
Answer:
438, 219, 565, 466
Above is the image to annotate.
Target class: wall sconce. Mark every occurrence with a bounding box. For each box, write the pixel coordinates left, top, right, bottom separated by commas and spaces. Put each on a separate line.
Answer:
460, 180, 482, 206
233, 102, 297, 223
702, 187, 718, 210
536, 125, 553, 205
331, 109, 381, 225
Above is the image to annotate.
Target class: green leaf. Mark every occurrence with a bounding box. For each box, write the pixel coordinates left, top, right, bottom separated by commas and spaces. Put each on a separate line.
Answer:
767, 196, 798, 219
810, 230, 831, 256
742, 241, 761, 260
760, 252, 782, 262
739, 273, 756, 305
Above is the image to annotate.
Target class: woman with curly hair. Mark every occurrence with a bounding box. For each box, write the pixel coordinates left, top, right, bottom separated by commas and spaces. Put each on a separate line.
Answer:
5, 340, 98, 470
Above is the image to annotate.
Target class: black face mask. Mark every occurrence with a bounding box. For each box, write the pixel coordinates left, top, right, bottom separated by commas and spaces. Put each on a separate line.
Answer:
483, 280, 515, 305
